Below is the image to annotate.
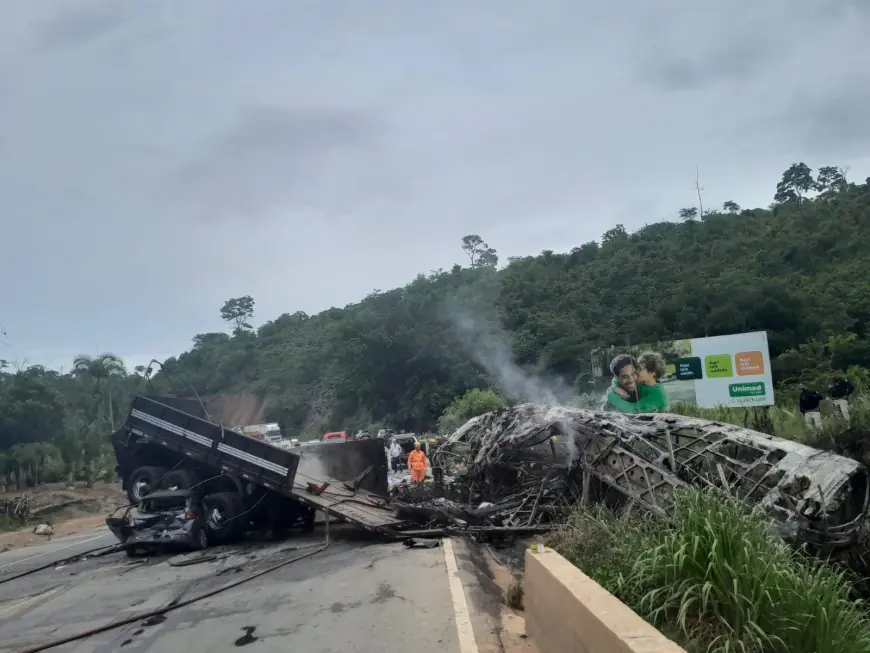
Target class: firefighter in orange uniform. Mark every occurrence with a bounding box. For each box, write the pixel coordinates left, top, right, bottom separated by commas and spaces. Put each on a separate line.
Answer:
407, 441, 427, 485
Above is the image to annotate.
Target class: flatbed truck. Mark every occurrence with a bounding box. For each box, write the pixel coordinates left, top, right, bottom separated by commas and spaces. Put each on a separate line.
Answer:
110, 395, 406, 543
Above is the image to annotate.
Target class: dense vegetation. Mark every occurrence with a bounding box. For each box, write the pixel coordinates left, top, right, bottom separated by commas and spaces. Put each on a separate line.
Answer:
548, 488, 870, 653
0, 354, 149, 490
1, 162, 869, 489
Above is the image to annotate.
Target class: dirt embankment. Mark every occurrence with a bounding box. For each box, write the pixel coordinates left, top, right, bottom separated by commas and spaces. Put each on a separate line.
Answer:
203, 393, 271, 426
0, 482, 125, 553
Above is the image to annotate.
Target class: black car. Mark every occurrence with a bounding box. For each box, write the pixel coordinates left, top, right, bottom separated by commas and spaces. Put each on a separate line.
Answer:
107, 489, 209, 556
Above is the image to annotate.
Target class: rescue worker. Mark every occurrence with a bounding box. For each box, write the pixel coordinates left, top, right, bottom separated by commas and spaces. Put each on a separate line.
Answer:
407, 441, 428, 485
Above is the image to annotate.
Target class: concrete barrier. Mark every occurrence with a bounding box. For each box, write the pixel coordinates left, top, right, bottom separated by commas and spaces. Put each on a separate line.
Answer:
524, 548, 686, 653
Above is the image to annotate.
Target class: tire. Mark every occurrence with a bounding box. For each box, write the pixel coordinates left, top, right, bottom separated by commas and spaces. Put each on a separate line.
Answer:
127, 466, 167, 503
202, 492, 245, 542
160, 468, 201, 492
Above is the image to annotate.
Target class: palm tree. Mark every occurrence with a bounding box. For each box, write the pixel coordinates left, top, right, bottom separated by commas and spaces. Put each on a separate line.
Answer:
72, 353, 126, 429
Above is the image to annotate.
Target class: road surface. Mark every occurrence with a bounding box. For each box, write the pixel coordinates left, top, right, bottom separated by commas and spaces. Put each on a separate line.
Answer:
0, 526, 518, 653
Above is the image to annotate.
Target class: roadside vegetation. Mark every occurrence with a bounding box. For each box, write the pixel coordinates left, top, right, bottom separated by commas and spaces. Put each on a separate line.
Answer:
548, 487, 870, 653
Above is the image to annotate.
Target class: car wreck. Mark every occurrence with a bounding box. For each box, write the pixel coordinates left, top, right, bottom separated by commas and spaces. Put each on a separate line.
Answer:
107, 489, 209, 556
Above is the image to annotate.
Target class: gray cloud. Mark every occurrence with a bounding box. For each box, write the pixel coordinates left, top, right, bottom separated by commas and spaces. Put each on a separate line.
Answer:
1, 0, 869, 371
638, 41, 776, 93
31, 0, 132, 51
781, 75, 870, 158
168, 105, 386, 221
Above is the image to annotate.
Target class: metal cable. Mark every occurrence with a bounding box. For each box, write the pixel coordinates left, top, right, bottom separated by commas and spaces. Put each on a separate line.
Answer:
16, 534, 330, 653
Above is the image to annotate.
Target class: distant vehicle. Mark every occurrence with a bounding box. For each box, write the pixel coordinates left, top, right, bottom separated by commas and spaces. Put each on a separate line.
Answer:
240, 423, 282, 442
322, 431, 349, 444
107, 489, 209, 556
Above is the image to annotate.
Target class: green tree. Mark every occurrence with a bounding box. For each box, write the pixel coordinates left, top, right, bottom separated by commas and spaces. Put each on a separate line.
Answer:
72, 353, 126, 429
774, 162, 815, 206
678, 207, 698, 220
722, 201, 740, 213
220, 296, 256, 332
460, 235, 499, 268
816, 166, 848, 200
437, 388, 507, 433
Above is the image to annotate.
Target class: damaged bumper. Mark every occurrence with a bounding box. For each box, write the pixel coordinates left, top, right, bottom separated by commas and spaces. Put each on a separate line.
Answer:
106, 514, 200, 548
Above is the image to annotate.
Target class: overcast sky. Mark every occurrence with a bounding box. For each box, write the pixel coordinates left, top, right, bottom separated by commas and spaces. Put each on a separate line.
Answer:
1, 0, 869, 372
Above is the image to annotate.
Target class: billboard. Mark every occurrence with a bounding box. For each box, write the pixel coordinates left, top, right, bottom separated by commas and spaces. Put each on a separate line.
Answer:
589, 331, 775, 411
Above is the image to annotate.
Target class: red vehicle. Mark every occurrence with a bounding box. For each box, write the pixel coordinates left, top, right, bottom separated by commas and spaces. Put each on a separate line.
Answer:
322, 431, 348, 444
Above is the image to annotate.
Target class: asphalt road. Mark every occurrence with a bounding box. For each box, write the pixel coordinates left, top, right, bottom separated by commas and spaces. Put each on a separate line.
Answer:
0, 526, 487, 653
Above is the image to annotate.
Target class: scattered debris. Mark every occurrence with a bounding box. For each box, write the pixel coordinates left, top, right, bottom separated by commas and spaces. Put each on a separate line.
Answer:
402, 537, 440, 549
398, 404, 870, 552
168, 552, 218, 567
1, 495, 30, 522
234, 626, 259, 647
31, 523, 53, 537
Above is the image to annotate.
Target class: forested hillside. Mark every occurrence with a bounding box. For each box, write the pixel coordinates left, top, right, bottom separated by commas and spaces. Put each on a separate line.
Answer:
2, 162, 869, 487
149, 163, 870, 434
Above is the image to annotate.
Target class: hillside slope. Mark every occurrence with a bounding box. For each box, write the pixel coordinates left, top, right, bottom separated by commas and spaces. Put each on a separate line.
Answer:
151, 167, 870, 435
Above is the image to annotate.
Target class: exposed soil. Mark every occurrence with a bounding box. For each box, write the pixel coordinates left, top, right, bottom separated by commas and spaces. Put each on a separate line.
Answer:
203, 393, 270, 427
0, 482, 125, 553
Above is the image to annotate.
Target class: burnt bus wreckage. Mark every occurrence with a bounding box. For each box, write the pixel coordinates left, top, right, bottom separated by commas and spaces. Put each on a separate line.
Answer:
109, 397, 869, 556
411, 404, 870, 555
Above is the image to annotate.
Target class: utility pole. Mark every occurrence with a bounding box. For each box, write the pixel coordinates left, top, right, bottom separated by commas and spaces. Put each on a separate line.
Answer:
695, 167, 705, 217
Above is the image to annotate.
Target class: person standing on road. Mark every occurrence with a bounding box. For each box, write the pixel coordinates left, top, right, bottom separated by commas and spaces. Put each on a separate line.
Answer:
407, 441, 427, 485
389, 439, 403, 473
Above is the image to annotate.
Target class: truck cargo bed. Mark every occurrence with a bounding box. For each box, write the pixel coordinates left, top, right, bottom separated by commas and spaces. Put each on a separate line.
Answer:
118, 394, 404, 535
290, 480, 407, 532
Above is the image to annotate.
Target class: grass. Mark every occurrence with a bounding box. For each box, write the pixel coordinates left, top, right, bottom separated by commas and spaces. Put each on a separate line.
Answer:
505, 574, 524, 610
669, 394, 870, 457
548, 488, 870, 653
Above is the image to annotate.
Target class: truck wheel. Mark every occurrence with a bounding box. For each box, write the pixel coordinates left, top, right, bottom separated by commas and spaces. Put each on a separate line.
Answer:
161, 468, 201, 492
127, 466, 167, 503
203, 492, 244, 542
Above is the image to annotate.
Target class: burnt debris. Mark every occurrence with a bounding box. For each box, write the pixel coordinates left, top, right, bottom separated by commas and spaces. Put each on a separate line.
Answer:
390, 404, 869, 552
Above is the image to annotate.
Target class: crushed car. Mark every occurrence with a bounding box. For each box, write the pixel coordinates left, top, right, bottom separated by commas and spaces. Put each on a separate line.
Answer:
107, 489, 210, 556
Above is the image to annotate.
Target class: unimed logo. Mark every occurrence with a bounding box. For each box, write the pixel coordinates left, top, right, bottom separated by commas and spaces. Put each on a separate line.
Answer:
729, 382, 766, 398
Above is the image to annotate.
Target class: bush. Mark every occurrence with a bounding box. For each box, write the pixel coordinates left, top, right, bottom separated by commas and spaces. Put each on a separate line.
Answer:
550, 488, 870, 653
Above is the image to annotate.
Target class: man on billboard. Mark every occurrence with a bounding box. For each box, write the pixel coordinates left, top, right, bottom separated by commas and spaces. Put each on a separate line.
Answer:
602, 354, 638, 411
605, 351, 669, 413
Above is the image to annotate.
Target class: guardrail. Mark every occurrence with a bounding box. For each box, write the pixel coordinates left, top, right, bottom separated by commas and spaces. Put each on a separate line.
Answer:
524, 547, 686, 653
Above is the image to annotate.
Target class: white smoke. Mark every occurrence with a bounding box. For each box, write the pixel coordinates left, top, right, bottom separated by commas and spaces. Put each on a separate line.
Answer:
450, 308, 575, 406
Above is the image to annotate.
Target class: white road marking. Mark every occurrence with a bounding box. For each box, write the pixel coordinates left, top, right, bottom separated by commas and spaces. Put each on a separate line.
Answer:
442, 538, 480, 653
0, 530, 111, 571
